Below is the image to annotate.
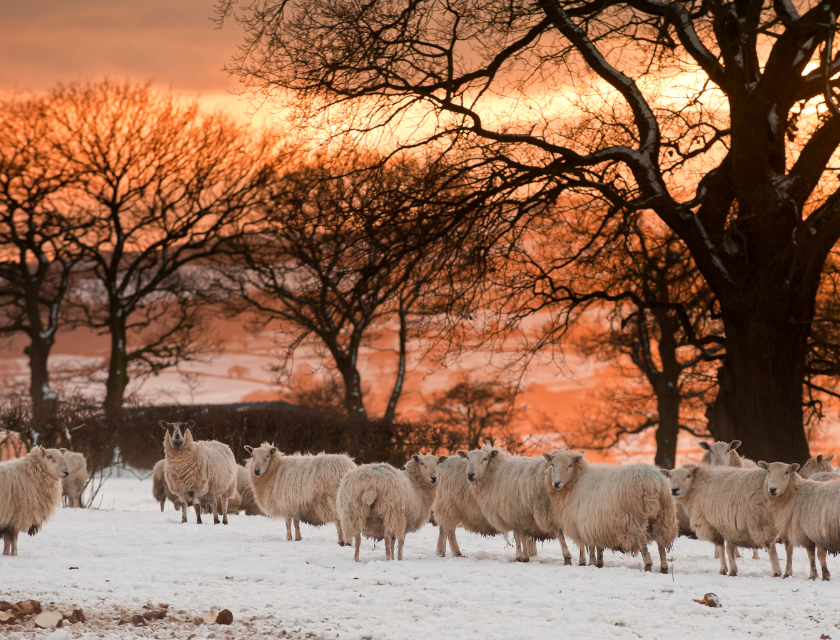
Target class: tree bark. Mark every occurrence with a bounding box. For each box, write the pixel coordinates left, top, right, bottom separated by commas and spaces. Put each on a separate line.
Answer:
383, 309, 408, 425
24, 335, 54, 430
335, 355, 367, 420
653, 387, 680, 469
104, 319, 130, 428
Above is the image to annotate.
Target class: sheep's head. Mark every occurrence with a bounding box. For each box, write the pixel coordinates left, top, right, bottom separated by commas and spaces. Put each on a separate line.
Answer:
544, 450, 585, 490
760, 461, 799, 498
159, 420, 195, 450
245, 443, 277, 477
458, 448, 499, 483
660, 466, 697, 499
698, 440, 741, 466
409, 453, 439, 485
33, 446, 69, 479
799, 453, 834, 478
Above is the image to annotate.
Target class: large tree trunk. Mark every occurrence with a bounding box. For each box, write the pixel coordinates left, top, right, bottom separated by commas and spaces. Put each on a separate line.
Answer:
383, 309, 408, 425
653, 387, 680, 470
335, 353, 367, 419
104, 320, 130, 428
24, 335, 55, 430
708, 312, 812, 464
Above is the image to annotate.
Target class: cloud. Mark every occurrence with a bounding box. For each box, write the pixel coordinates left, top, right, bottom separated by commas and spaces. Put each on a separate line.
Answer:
0, 0, 244, 93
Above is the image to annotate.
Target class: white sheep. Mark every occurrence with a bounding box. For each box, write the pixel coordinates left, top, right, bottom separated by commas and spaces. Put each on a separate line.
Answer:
460, 448, 576, 564
152, 459, 182, 512
435, 446, 505, 557
0, 446, 68, 556
545, 451, 677, 573
698, 440, 757, 468
245, 443, 355, 544
763, 460, 840, 580
61, 451, 87, 508
799, 454, 837, 480
337, 454, 440, 561
236, 464, 264, 516
663, 464, 782, 577
161, 420, 237, 525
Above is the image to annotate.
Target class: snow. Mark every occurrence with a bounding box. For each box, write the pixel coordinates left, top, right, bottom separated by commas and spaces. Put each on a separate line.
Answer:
2, 472, 840, 639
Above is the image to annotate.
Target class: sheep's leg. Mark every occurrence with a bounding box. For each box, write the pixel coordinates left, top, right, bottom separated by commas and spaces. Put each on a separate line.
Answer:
397, 536, 405, 561
734, 547, 741, 559
783, 540, 794, 578
716, 543, 727, 575
597, 547, 604, 568
435, 526, 447, 556
294, 518, 302, 541
285, 516, 293, 540
6, 533, 18, 556
726, 541, 738, 577
529, 537, 538, 557
587, 545, 596, 566
336, 520, 346, 546
556, 534, 572, 565
513, 532, 527, 562
212, 500, 221, 525
818, 547, 831, 581
448, 530, 464, 558
578, 545, 586, 566
194, 502, 203, 525
159, 499, 166, 512
384, 532, 392, 560
658, 544, 668, 574
766, 542, 781, 577
2, 532, 9, 555
180, 499, 189, 524
640, 544, 653, 572
751, 549, 760, 560
353, 533, 361, 562
221, 496, 229, 525
806, 544, 818, 580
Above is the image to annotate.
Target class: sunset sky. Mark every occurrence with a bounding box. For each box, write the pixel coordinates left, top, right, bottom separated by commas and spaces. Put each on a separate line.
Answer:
1, 0, 241, 97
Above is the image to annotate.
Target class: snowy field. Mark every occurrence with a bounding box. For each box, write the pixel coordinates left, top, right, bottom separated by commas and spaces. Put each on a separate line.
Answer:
2, 471, 840, 639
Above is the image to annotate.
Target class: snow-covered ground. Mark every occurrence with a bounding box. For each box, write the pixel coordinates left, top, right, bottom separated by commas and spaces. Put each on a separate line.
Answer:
2, 471, 840, 639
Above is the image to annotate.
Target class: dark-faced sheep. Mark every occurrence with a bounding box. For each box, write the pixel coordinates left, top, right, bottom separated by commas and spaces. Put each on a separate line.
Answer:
0, 446, 68, 556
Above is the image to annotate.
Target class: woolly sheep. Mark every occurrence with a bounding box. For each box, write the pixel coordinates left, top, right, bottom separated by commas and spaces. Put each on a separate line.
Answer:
61, 451, 87, 508
161, 420, 237, 525
435, 446, 505, 557
246, 443, 355, 544
152, 459, 182, 512
205, 490, 243, 515
0, 446, 68, 556
762, 461, 840, 581
663, 464, 781, 577
236, 464, 264, 516
460, 448, 576, 564
545, 451, 677, 573
337, 454, 440, 561
799, 454, 837, 480
698, 440, 757, 468
809, 471, 840, 482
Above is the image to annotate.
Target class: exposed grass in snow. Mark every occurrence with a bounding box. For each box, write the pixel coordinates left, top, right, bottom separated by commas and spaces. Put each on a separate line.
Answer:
1, 474, 839, 639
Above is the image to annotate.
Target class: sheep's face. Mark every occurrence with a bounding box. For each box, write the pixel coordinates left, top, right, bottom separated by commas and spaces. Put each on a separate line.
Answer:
761, 461, 799, 498
799, 454, 834, 478
698, 440, 741, 466
159, 420, 195, 450
459, 448, 499, 483
247, 445, 277, 477
411, 454, 439, 485
545, 451, 584, 490
34, 446, 69, 479
663, 467, 694, 499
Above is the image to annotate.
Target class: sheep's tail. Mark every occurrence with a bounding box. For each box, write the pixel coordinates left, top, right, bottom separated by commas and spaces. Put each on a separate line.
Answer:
339, 487, 377, 542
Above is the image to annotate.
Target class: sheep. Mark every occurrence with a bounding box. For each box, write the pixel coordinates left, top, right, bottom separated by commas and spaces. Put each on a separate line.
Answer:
205, 490, 243, 515
460, 448, 576, 564
799, 454, 837, 479
762, 461, 840, 580
545, 451, 677, 573
699, 440, 759, 560
662, 464, 782, 577
435, 445, 506, 557
160, 420, 237, 525
337, 454, 440, 561
236, 464, 264, 516
698, 440, 757, 468
809, 471, 840, 482
246, 443, 356, 544
152, 459, 182, 512
0, 446, 68, 556
61, 451, 87, 508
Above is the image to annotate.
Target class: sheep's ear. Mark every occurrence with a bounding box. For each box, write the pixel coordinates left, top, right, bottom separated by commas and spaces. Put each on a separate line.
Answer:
825, 454, 835, 463
438, 456, 447, 463
572, 451, 585, 460
411, 454, 420, 462
186, 420, 196, 429
790, 463, 800, 473
816, 454, 824, 462
757, 461, 769, 470
456, 450, 468, 458
489, 449, 499, 458
729, 440, 742, 451
38, 446, 46, 456
542, 453, 553, 463
270, 448, 277, 455
59, 448, 66, 454
244, 445, 254, 455
159, 420, 168, 430
698, 441, 711, 451
659, 469, 671, 478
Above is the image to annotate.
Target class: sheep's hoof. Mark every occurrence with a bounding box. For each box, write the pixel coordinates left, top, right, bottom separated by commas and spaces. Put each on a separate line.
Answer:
214, 517, 221, 525
223, 517, 228, 525
660, 566, 668, 574
564, 557, 572, 566
196, 517, 203, 525
286, 535, 292, 541
181, 518, 187, 524
295, 535, 302, 541
728, 569, 737, 577
596, 562, 604, 569
436, 552, 445, 557
808, 574, 817, 581
578, 560, 586, 567
783, 572, 792, 578
644, 564, 652, 572
719, 568, 727, 575
772, 571, 781, 578
454, 552, 464, 558
822, 574, 831, 582
516, 557, 530, 563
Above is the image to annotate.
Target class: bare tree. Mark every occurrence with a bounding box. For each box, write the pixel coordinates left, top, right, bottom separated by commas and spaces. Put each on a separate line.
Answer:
0, 94, 85, 425
51, 81, 268, 426
219, 0, 840, 461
